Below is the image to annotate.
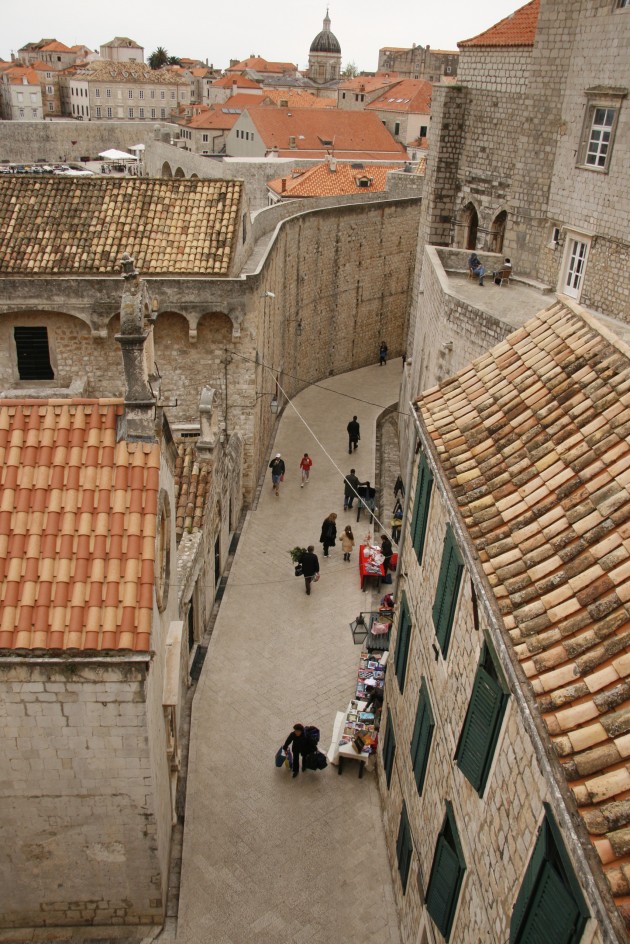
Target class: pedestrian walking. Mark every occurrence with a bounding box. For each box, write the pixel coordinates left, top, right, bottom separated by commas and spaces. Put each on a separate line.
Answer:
320, 513, 337, 557
282, 724, 316, 778
341, 525, 355, 562
347, 416, 360, 454
300, 545, 320, 595
299, 453, 313, 487
379, 341, 388, 366
344, 468, 360, 510
269, 453, 285, 496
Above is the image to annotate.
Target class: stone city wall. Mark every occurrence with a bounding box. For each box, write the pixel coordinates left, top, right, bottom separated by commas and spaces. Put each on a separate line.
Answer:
0, 120, 161, 164
0, 660, 166, 927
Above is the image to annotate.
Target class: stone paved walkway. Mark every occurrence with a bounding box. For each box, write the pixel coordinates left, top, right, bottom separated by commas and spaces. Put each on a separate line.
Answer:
176, 362, 404, 944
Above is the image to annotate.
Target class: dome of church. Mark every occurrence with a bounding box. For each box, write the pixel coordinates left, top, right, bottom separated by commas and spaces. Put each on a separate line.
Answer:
309, 11, 341, 54
310, 29, 341, 54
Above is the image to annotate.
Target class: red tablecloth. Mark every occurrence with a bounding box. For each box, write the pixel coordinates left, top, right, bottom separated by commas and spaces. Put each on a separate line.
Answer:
359, 545, 385, 590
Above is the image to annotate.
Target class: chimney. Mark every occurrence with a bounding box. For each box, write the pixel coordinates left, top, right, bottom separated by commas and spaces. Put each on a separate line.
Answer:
115, 253, 158, 441
281, 178, 287, 192
328, 156, 337, 172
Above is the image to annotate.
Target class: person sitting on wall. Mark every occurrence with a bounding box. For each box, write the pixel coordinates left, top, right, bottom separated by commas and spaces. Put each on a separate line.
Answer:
468, 251, 485, 286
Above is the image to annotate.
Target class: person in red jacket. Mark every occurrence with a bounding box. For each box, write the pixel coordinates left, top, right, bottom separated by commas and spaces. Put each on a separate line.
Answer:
299, 453, 313, 487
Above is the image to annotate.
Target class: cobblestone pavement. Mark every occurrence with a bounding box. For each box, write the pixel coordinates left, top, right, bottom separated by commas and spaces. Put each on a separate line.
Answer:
176, 362, 404, 944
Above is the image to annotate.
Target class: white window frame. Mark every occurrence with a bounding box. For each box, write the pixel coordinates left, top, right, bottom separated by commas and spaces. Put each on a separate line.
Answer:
107, 106, 112, 118
577, 87, 626, 173
96, 106, 101, 118
560, 231, 591, 301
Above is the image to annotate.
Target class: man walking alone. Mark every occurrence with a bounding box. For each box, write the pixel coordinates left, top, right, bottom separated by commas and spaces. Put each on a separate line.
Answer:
300, 546, 320, 595
347, 416, 360, 454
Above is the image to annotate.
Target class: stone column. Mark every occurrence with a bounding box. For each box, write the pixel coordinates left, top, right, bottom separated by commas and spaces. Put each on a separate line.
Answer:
115, 253, 157, 441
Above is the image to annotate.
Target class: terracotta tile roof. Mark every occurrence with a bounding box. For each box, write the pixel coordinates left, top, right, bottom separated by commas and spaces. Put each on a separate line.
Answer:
0, 399, 160, 653
268, 161, 405, 198
174, 442, 212, 540
244, 107, 407, 159
338, 75, 399, 93
0, 177, 242, 275
101, 37, 143, 49
459, 0, 540, 47
212, 75, 261, 89
417, 300, 630, 930
2, 65, 41, 86
74, 61, 187, 85
366, 79, 432, 114
227, 57, 296, 74
182, 106, 241, 131
261, 89, 336, 109
40, 41, 72, 53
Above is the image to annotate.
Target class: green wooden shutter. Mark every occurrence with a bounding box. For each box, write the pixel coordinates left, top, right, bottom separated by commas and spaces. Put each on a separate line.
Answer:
410, 679, 434, 795
510, 821, 548, 943
394, 593, 412, 692
426, 836, 462, 939
432, 526, 464, 657
411, 455, 433, 565
518, 863, 581, 944
396, 802, 413, 893
456, 663, 505, 793
382, 709, 396, 788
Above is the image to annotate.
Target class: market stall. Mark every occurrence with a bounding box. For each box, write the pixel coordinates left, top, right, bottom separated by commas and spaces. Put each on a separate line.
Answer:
327, 649, 389, 776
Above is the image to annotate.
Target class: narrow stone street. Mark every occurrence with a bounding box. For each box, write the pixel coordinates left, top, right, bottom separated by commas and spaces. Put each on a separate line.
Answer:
176, 362, 404, 944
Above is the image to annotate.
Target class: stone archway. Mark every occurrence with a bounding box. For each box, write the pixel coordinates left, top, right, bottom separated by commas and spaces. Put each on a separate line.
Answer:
162, 161, 173, 178
458, 202, 479, 250
489, 210, 507, 254
174, 167, 185, 179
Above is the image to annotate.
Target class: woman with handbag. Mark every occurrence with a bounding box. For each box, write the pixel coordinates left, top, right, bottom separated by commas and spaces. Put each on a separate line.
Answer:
320, 513, 337, 557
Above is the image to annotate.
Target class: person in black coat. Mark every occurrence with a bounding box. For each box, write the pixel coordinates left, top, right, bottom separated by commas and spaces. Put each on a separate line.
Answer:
299, 545, 320, 595
283, 723, 315, 777
380, 534, 393, 582
347, 416, 360, 453
320, 513, 337, 557
269, 453, 285, 496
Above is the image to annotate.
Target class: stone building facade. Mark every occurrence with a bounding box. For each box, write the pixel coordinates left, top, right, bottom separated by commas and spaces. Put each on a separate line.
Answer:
377, 44, 459, 82
66, 61, 189, 121
381, 299, 630, 942
307, 11, 342, 85
417, 0, 630, 322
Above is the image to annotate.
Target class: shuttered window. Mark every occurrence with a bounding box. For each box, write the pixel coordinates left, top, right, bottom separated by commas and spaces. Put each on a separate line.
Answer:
410, 453, 433, 565
382, 709, 396, 789
410, 678, 434, 795
14, 326, 54, 380
394, 593, 412, 693
432, 525, 464, 657
455, 645, 508, 794
426, 804, 466, 940
396, 801, 413, 893
510, 811, 588, 944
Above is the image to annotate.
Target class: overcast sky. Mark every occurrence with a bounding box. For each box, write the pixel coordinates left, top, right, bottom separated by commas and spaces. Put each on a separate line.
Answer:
2, 0, 522, 72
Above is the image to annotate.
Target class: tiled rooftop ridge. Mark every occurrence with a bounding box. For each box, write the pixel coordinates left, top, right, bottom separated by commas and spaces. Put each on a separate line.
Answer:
459, 0, 540, 47
174, 441, 212, 541
0, 177, 242, 276
417, 300, 630, 931
0, 399, 160, 653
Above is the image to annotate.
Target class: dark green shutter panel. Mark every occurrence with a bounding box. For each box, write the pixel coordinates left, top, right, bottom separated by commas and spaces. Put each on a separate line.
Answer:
457, 666, 504, 792
517, 863, 581, 944
411, 681, 434, 794
395, 595, 411, 692
426, 836, 461, 938
396, 803, 413, 893
432, 527, 464, 656
383, 710, 396, 788
411, 456, 433, 565
510, 824, 549, 943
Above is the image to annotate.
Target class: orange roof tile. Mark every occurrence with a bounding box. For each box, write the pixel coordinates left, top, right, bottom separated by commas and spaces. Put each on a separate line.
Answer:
175, 441, 212, 540
2, 65, 40, 86
417, 300, 630, 931
268, 161, 406, 198
40, 40, 72, 53
0, 177, 242, 275
244, 107, 407, 159
459, 0, 540, 47
0, 400, 160, 653
261, 89, 335, 109
212, 75, 261, 89
366, 79, 432, 114
227, 57, 296, 74
338, 75, 399, 93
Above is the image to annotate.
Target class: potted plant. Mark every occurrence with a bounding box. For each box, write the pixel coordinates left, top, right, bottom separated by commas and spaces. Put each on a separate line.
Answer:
289, 546, 306, 564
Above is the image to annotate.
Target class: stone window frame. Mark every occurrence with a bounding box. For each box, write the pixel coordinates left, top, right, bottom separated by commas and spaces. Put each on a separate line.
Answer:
410, 452, 433, 566
394, 592, 412, 694
410, 677, 434, 795
576, 86, 627, 173
425, 803, 467, 940
432, 524, 465, 659
614, 0, 629, 9
12, 324, 57, 384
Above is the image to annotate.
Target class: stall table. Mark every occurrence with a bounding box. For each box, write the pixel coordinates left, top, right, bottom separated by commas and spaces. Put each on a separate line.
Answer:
359, 545, 385, 591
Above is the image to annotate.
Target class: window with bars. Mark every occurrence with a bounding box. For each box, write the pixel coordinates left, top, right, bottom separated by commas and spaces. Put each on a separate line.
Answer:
410, 453, 433, 565
394, 593, 412, 693
432, 525, 464, 658
410, 678, 434, 795
510, 809, 588, 944
396, 802, 413, 893
426, 804, 466, 940
382, 709, 396, 788
455, 644, 508, 794
14, 327, 54, 380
